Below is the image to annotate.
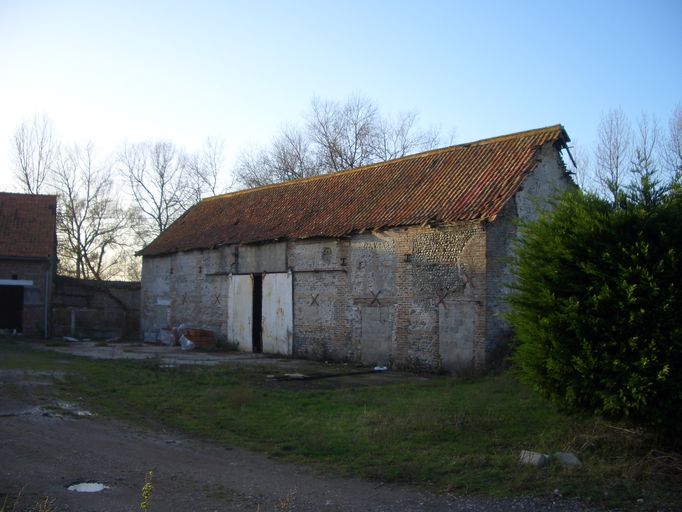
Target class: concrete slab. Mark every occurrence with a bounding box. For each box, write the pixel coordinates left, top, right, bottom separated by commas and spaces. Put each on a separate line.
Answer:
29, 340, 431, 387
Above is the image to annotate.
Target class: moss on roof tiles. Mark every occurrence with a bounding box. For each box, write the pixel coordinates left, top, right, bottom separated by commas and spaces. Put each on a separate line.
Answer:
139, 125, 568, 257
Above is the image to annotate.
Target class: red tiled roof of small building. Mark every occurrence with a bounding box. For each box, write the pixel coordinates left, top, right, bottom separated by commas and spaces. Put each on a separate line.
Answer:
139, 125, 569, 257
0, 192, 57, 259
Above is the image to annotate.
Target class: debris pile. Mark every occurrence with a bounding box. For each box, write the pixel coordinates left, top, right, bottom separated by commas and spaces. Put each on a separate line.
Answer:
519, 450, 582, 468
183, 328, 216, 349
152, 323, 216, 351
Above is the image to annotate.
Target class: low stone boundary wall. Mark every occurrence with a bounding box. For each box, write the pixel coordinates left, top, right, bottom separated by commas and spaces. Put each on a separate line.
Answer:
52, 276, 140, 339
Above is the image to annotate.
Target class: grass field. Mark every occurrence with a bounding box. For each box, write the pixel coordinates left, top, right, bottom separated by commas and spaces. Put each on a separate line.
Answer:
1, 340, 680, 509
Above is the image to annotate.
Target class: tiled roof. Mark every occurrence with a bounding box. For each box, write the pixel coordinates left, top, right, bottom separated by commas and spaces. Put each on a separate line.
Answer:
139, 125, 569, 257
0, 192, 57, 259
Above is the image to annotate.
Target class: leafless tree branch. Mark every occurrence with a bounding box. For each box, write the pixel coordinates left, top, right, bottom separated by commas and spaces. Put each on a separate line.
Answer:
234, 95, 443, 188
51, 143, 127, 280
594, 108, 632, 202
118, 141, 194, 244
663, 104, 682, 184
12, 114, 58, 194
185, 137, 231, 203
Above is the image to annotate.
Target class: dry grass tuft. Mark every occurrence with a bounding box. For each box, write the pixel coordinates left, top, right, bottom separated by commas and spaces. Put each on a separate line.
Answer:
275, 488, 297, 512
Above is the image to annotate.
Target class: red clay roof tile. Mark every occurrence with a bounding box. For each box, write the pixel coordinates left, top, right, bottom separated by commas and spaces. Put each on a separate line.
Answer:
139, 125, 569, 257
0, 192, 57, 259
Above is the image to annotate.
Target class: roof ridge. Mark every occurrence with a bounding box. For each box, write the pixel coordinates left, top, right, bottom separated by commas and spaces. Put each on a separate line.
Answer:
457, 124, 567, 146
203, 124, 566, 203
0, 191, 58, 199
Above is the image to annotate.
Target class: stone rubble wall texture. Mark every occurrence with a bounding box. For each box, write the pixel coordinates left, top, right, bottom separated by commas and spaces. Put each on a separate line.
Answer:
52, 278, 140, 310
141, 223, 486, 372
288, 226, 486, 371
484, 143, 575, 360
140, 141, 572, 372
141, 246, 236, 342
51, 277, 140, 339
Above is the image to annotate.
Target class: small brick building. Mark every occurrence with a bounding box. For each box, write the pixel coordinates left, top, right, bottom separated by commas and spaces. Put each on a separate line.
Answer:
0, 193, 57, 337
138, 125, 574, 372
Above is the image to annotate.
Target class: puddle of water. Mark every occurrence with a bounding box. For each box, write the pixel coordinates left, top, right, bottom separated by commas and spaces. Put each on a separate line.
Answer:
67, 482, 109, 493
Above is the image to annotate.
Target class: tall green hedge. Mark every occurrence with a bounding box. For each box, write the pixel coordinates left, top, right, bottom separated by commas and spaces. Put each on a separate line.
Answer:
508, 190, 681, 434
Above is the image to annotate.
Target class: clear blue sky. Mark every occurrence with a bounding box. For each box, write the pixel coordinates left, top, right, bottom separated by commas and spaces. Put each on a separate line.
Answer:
1, 0, 680, 188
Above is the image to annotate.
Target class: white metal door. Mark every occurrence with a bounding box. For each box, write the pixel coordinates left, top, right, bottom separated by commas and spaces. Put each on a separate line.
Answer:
227, 274, 253, 351
261, 272, 293, 355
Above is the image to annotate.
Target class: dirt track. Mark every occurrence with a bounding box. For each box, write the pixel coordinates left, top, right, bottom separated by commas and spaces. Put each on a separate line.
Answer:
0, 365, 593, 511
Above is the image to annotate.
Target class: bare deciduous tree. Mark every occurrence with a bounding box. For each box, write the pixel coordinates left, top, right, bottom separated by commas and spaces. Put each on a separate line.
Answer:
236, 125, 318, 187
52, 143, 127, 280
633, 113, 661, 170
235, 95, 442, 188
592, 109, 678, 206
308, 95, 379, 172
663, 105, 682, 183
186, 137, 230, 203
594, 108, 632, 202
10, 115, 231, 279
119, 141, 193, 244
120, 139, 230, 244
12, 114, 58, 194
371, 111, 440, 162
115, 237, 143, 281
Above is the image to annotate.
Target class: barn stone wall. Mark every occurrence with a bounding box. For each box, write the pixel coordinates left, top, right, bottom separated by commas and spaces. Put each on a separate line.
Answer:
484, 142, 575, 360
140, 246, 236, 342
284, 222, 487, 372
288, 238, 350, 361
141, 221, 487, 372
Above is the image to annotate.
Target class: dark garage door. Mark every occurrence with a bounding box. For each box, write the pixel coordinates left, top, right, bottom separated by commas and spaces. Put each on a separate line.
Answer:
0, 285, 24, 332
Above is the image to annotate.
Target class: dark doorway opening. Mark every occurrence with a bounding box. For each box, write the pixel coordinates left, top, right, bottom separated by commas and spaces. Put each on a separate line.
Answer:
0, 286, 24, 333
251, 273, 263, 353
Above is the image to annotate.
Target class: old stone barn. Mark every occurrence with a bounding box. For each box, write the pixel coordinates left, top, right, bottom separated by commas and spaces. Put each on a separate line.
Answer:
139, 125, 574, 372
